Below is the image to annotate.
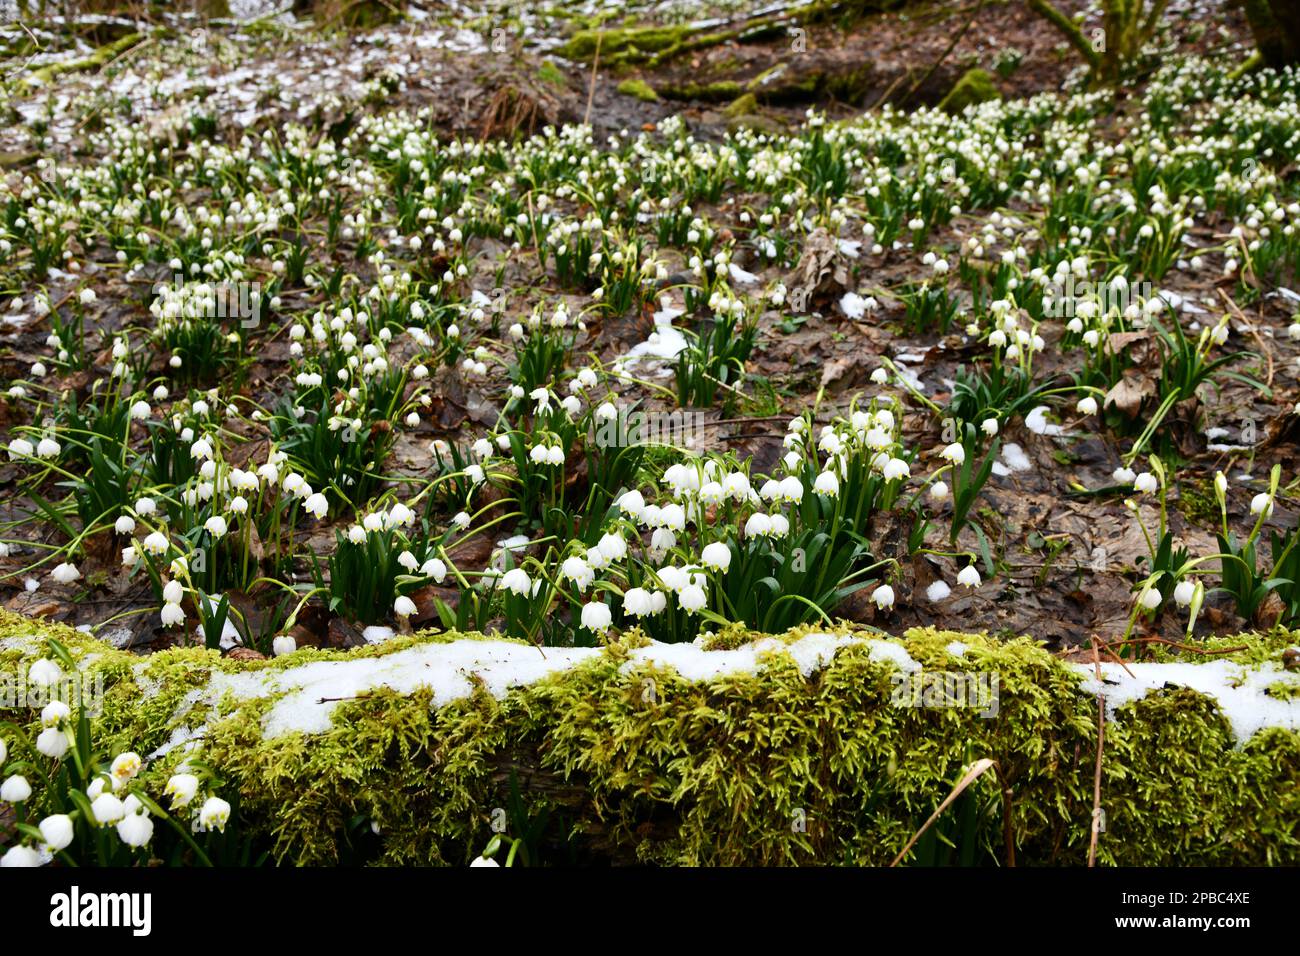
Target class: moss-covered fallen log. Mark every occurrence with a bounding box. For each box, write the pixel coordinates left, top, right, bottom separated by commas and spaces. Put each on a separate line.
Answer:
649, 60, 876, 106
1, 610, 1297, 866
558, 0, 905, 68
559, 22, 737, 67
18, 29, 163, 92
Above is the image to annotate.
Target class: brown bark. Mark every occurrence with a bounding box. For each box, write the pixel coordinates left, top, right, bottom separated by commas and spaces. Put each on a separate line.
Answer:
1246, 0, 1300, 67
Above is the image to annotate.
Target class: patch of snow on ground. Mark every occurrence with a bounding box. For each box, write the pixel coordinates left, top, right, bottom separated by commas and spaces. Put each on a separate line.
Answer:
891, 362, 927, 394
728, 263, 759, 284
616, 297, 688, 375
1025, 405, 1064, 436
362, 626, 395, 644
1001, 442, 1033, 472
840, 292, 877, 318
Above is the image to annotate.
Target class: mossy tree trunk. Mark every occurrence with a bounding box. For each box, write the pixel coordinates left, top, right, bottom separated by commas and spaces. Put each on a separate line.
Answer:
1027, 0, 1170, 84
1245, 0, 1300, 67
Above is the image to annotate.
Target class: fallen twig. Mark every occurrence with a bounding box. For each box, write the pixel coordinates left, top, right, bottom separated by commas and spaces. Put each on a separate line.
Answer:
1088, 641, 1104, 868
1104, 635, 1250, 656
902, 0, 986, 105
1217, 287, 1274, 391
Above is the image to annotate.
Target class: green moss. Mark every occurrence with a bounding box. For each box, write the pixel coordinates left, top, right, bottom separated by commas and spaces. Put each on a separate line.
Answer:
616, 78, 660, 103
824, 63, 875, 103
697, 620, 756, 650
938, 67, 1000, 114
559, 24, 700, 64
783, 75, 822, 97
1140, 628, 1296, 666
743, 66, 865, 105
724, 93, 784, 135
746, 64, 788, 91
2, 611, 1298, 866
656, 80, 743, 103
724, 92, 759, 117
536, 60, 568, 89
1267, 679, 1300, 700
737, 22, 789, 43
1177, 475, 1220, 527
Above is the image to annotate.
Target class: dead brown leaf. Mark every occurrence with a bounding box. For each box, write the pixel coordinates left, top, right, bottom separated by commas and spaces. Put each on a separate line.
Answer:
1103, 372, 1156, 418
